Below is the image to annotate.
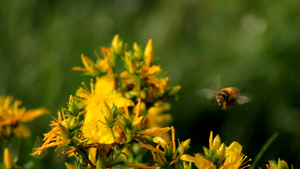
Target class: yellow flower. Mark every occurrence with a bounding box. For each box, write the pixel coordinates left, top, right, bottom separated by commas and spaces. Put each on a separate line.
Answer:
139, 65, 170, 97
194, 131, 250, 169
73, 47, 115, 74
222, 142, 249, 169
100, 47, 114, 71
0, 95, 49, 138
78, 72, 133, 144
72, 54, 101, 76
77, 72, 133, 109
31, 111, 71, 156
81, 102, 117, 144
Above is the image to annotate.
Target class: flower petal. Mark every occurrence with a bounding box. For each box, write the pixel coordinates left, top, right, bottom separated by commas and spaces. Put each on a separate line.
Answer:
95, 72, 115, 99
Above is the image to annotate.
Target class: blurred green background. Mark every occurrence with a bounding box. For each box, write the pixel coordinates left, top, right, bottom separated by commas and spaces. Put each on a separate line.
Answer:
1, 0, 300, 168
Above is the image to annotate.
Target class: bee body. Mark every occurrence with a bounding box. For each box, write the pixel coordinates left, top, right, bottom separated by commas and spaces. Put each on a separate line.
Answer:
200, 87, 249, 111
215, 87, 240, 110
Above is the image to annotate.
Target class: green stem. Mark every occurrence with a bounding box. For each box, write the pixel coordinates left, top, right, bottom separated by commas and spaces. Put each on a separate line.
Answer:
110, 127, 116, 140
249, 132, 279, 169
71, 142, 96, 168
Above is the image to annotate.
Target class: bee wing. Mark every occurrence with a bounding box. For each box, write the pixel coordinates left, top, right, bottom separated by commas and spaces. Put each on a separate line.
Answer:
236, 95, 250, 105
198, 88, 217, 99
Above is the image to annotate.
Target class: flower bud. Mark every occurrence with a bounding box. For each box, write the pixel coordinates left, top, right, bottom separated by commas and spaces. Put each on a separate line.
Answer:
68, 95, 80, 116
132, 116, 144, 130
216, 143, 225, 163
203, 147, 210, 158
68, 116, 78, 130
111, 34, 123, 56
58, 122, 70, 139
128, 58, 138, 74
141, 127, 171, 137
65, 162, 77, 169
144, 39, 153, 67
168, 85, 182, 96
133, 42, 143, 60
212, 134, 221, 153
183, 139, 191, 151
96, 158, 106, 169
4, 148, 14, 169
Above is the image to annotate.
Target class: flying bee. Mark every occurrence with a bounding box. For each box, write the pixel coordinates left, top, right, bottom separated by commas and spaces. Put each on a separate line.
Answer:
200, 87, 250, 110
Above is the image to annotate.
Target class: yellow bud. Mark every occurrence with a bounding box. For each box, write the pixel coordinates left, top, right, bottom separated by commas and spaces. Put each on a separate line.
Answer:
133, 42, 143, 59
124, 91, 138, 99
139, 101, 147, 116
4, 148, 14, 169
183, 161, 190, 169
141, 127, 171, 137
140, 90, 147, 100
132, 116, 144, 130
169, 85, 182, 96
212, 134, 221, 152
112, 34, 120, 49
203, 146, 210, 157
216, 143, 225, 162
65, 162, 77, 169
58, 123, 70, 139
209, 131, 213, 149
144, 39, 153, 67
111, 34, 123, 55
89, 148, 97, 166
68, 116, 78, 130
128, 58, 138, 74
183, 139, 191, 150
68, 95, 79, 116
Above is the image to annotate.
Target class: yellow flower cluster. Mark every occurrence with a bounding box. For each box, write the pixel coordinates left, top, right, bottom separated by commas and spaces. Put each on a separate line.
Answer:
26, 35, 294, 169
30, 35, 182, 169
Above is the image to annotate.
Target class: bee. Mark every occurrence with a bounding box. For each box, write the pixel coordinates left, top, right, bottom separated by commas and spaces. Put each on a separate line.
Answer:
201, 87, 250, 110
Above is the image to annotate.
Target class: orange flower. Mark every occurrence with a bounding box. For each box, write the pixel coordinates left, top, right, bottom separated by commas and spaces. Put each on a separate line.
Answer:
31, 111, 70, 156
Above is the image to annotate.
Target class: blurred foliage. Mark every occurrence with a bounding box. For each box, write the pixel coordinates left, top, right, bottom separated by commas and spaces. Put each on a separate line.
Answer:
0, 0, 300, 168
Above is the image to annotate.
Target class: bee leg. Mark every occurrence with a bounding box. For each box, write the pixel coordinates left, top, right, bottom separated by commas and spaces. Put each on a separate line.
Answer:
221, 102, 227, 110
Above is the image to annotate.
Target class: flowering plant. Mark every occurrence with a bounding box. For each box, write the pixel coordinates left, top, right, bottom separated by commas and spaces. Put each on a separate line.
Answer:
1, 35, 293, 169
